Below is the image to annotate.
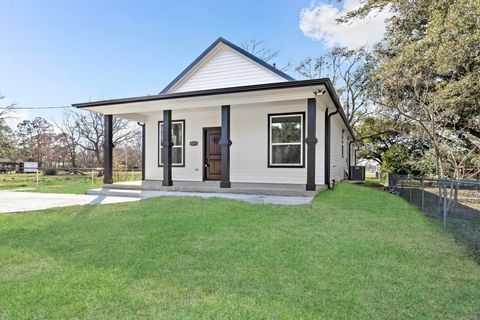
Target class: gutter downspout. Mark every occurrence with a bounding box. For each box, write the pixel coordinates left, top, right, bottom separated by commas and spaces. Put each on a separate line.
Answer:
325, 108, 339, 189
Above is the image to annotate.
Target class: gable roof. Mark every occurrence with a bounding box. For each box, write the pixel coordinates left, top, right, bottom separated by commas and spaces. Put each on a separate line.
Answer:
160, 37, 295, 93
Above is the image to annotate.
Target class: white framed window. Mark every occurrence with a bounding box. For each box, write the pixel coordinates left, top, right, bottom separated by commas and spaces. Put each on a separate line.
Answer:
268, 113, 305, 167
158, 120, 185, 167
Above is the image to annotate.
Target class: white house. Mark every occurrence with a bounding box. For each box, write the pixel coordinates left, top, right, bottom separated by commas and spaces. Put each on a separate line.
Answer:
73, 37, 355, 195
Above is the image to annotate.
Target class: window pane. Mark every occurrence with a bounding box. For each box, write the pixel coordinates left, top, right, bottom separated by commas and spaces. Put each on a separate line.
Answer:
271, 116, 302, 143
160, 122, 183, 146
172, 123, 183, 146
158, 121, 184, 166
272, 145, 301, 165
172, 147, 182, 164
159, 147, 183, 165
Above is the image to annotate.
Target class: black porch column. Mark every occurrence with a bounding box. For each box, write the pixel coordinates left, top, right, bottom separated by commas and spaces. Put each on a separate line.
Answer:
305, 98, 318, 191
162, 109, 173, 186
220, 105, 232, 188
141, 123, 145, 181
103, 115, 113, 184
324, 109, 329, 188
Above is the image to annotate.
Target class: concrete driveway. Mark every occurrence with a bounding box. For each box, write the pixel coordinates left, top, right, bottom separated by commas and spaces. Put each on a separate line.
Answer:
0, 187, 314, 214
0, 191, 140, 213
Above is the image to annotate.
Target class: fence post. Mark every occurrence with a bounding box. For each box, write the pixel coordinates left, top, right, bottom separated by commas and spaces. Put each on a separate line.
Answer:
409, 175, 412, 203
453, 181, 458, 203
421, 178, 424, 212
91, 169, 94, 186
36, 169, 39, 187
400, 176, 403, 196
442, 180, 448, 231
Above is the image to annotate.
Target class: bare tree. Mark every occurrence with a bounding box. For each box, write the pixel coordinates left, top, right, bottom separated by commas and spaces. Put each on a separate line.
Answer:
55, 110, 82, 168
295, 56, 329, 80
241, 39, 291, 72
296, 47, 373, 128
0, 94, 15, 120
72, 110, 140, 167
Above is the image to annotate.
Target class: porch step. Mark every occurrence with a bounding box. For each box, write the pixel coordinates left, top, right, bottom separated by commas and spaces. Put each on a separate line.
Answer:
102, 181, 325, 197
87, 188, 146, 198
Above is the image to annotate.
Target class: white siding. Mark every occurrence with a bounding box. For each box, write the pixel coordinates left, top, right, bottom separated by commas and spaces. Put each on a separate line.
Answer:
144, 99, 356, 186
315, 106, 326, 185
230, 101, 306, 184
170, 45, 286, 93
349, 142, 356, 166
144, 100, 328, 185
145, 107, 220, 181
330, 115, 351, 182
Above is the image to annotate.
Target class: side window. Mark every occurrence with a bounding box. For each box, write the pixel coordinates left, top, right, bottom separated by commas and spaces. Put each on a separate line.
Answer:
268, 113, 304, 167
341, 129, 345, 158
158, 120, 185, 167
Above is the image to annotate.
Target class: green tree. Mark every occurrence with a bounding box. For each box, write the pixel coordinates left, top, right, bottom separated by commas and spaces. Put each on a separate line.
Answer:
344, 0, 480, 178
16, 117, 54, 166
0, 119, 17, 160
355, 115, 403, 165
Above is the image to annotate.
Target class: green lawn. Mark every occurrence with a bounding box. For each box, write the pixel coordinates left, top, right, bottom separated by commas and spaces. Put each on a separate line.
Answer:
0, 171, 141, 194
0, 183, 479, 319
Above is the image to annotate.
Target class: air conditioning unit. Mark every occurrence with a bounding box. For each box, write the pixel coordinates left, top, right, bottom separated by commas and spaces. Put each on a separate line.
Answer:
349, 166, 365, 181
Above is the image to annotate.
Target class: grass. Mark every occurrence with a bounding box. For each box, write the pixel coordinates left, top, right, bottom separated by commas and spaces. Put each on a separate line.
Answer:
0, 183, 479, 319
0, 171, 141, 194
362, 178, 386, 190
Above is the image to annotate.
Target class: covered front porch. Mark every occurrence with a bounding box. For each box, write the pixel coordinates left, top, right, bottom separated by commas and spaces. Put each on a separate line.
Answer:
72, 80, 349, 195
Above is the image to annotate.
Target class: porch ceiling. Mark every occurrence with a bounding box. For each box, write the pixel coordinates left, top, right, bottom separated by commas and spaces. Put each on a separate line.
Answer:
72, 78, 355, 138
72, 80, 334, 118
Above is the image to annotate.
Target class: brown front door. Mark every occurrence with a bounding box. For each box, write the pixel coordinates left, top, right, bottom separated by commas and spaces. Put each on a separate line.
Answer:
204, 127, 221, 180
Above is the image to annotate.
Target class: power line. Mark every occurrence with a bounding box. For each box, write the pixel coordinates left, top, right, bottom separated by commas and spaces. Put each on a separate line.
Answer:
4, 106, 74, 110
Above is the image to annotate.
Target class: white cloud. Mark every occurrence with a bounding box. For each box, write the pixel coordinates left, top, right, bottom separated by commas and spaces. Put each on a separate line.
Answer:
5, 109, 29, 129
299, 0, 391, 49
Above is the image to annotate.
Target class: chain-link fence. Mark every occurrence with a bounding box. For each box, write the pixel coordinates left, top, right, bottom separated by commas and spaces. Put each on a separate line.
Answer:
388, 173, 480, 261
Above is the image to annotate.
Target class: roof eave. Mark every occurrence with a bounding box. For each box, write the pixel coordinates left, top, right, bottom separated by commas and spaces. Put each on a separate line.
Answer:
72, 78, 355, 139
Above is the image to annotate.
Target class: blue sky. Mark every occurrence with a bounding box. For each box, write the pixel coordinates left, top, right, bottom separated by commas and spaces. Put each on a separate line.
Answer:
0, 0, 387, 126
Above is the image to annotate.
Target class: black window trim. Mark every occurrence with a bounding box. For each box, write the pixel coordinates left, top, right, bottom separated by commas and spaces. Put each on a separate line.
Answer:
158, 119, 186, 167
267, 112, 306, 168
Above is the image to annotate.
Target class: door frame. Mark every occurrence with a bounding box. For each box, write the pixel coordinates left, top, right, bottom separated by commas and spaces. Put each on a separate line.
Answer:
202, 126, 222, 181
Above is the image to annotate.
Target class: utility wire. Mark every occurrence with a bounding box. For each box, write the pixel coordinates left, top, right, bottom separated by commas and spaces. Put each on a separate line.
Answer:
2, 106, 74, 110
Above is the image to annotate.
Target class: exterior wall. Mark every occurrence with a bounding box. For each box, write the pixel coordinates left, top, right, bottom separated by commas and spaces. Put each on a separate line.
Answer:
349, 142, 356, 166
145, 107, 220, 181
145, 99, 327, 185
315, 106, 326, 185
171, 45, 286, 93
230, 101, 306, 184
330, 115, 352, 182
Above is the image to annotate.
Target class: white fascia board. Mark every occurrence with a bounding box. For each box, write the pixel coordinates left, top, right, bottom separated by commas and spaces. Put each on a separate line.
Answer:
82, 84, 327, 116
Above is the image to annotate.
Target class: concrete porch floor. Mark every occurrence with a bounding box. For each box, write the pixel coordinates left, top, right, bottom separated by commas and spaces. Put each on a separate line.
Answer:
102, 180, 325, 197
